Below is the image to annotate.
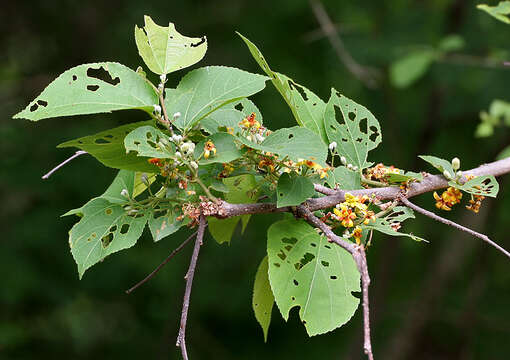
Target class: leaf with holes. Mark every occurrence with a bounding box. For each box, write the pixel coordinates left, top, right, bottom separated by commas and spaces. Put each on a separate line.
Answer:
148, 207, 188, 242
124, 125, 175, 158
194, 132, 243, 164
364, 206, 426, 242
477, 1, 510, 24
238, 126, 328, 164
238, 34, 328, 144
69, 198, 148, 278
449, 175, 499, 198
267, 219, 360, 336
164, 66, 268, 131
253, 256, 275, 342
58, 121, 158, 172
201, 98, 263, 135
208, 174, 259, 244
135, 15, 207, 75
14, 63, 158, 121
419, 155, 454, 177
277, 173, 315, 208
325, 167, 362, 190
324, 89, 382, 170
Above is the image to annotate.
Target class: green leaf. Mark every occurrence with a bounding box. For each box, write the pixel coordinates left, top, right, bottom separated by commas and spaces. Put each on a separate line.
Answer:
438, 34, 465, 52
238, 126, 328, 164
324, 89, 382, 170
134, 15, 207, 75
419, 155, 454, 177
165, 66, 268, 131
253, 256, 275, 342
449, 175, 499, 197
195, 132, 243, 164
267, 219, 360, 336
386, 171, 423, 183
390, 49, 436, 88
477, 2, 510, 24
364, 206, 426, 242
276, 173, 315, 208
201, 98, 262, 135
133, 172, 157, 198
208, 174, 259, 244
325, 167, 362, 190
124, 125, 175, 158
58, 121, 158, 172
148, 208, 187, 241
69, 198, 148, 278
14, 62, 158, 121
238, 33, 328, 144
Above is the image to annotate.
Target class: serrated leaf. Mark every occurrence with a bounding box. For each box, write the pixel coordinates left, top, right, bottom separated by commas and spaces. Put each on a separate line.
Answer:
238, 126, 328, 164
449, 175, 499, 197
253, 256, 275, 342
267, 219, 360, 336
201, 98, 263, 135
124, 125, 174, 158
324, 89, 382, 170
148, 208, 187, 242
477, 2, 510, 24
325, 167, 362, 190
208, 174, 259, 244
364, 206, 426, 242
58, 121, 158, 172
14, 62, 158, 121
194, 132, 243, 164
238, 34, 328, 144
69, 198, 148, 278
419, 155, 454, 177
276, 173, 315, 208
134, 16, 207, 75
165, 66, 268, 131
390, 49, 436, 88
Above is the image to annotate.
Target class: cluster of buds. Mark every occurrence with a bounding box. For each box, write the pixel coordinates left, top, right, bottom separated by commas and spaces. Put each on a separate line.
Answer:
365, 163, 400, 181
239, 113, 270, 144
331, 193, 375, 228
338, 156, 359, 172
258, 156, 276, 173
296, 159, 331, 179
219, 163, 235, 178
433, 186, 463, 211
203, 140, 217, 159
466, 194, 485, 213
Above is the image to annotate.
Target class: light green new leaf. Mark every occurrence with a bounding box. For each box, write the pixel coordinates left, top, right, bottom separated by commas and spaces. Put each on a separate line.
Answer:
277, 173, 315, 208
477, 2, 510, 24
419, 155, 454, 177
195, 132, 243, 164
14, 63, 158, 121
390, 49, 436, 88
208, 174, 258, 244
165, 66, 268, 131
58, 121, 158, 172
201, 98, 263, 135
238, 126, 328, 164
238, 33, 328, 144
438, 34, 465, 52
148, 208, 187, 242
325, 167, 362, 190
69, 198, 148, 278
135, 16, 207, 75
267, 219, 360, 336
324, 89, 382, 170
364, 206, 426, 242
124, 125, 174, 158
449, 175, 499, 198
253, 256, 275, 342
386, 171, 423, 183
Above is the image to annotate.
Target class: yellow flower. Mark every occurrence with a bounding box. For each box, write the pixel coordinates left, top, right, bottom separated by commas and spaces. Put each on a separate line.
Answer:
333, 204, 356, 228
204, 140, 217, 159
239, 113, 260, 129
352, 226, 363, 245
433, 186, 462, 211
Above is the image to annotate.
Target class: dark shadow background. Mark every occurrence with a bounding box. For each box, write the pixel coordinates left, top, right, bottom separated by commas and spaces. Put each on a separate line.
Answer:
1, 1, 510, 359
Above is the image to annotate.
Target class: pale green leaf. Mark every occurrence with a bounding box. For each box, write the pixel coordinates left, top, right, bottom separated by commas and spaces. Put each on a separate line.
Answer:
267, 219, 360, 336
386, 171, 423, 183
438, 34, 465, 52
238, 33, 328, 144
253, 256, 275, 342
165, 66, 268, 130
195, 132, 243, 164
364, 206, 426, 242
324, 89, 382, 169
477, 2, 510, 24
201, 98, 263, 135
14, 62, 158, 121
148, 208, 187, 241
134, 15, 207, 75
124, 125, 175, 158
325, 167, 362, 190
58, 121, 158, 172
419, 155, 454, 177
276, 173, 315, 208
449, 175, 499, 197
390, 49, 436, 88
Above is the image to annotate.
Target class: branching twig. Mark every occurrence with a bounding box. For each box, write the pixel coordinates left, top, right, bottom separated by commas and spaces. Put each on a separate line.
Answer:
176, 214, 207, 360
41, 150, 88, 179
125, 229, 205, 294
399, 196, 510, 260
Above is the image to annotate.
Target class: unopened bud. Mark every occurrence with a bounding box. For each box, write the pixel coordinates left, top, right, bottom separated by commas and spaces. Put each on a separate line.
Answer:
153, 104, 161, 114
451, 157, 460, 171
190, 161, 198, 170
340, 156, 347, 165
347, 163, 353, 170
175, 151, 182, 159
120, 189, 129, 198
141, 173, 149, 186
173, 112, 181, 121
352, 166, 358, 171
160, 74, 167, 83
456, 170, 463, 178
328, 141, 337, 151
443, 170, 452, 180
171, 134, 183, 143
157, 83, 164, 92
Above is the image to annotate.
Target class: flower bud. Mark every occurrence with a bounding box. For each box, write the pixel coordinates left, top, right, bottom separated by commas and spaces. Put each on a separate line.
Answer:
443, 170, 452, 180
153, 104, 161, 114
352, 166, 358, 171
160, 74, 167, 83
340, 156, 347, 165
451, 157, 460, 171
347, 163, 353, 170
157, 83, 164, 92
328, 141, 337, 151
141, 173, 149, 186
171, 134, 183, 143
456, 170, 463, 178
120, 189, 129, 198
175, 151, 182, 159
173, 112, 181, 121
190, 161, 198, 170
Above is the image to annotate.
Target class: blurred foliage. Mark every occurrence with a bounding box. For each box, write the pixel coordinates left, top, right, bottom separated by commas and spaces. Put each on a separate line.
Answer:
1, 0, 510, 359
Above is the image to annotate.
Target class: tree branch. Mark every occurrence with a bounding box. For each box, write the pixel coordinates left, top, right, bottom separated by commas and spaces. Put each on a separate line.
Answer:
176, 214, 207, 360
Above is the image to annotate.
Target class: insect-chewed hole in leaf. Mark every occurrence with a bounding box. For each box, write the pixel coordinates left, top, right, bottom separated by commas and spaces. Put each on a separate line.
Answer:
274, 263, 281, 268
285, 245, 293, 251
104, 134, 113, 139
72, 75, 77, 81
359, 117, 368, 134
288, 134, 294, 139
37, 100, 48, 107
87, 66, 120, 86
302, 320, 307, 325
324, 244, 331, 249
369, 125, 380, 142
294, 252, 315, 270
234, 102, 244, 111
277, 250, 287, 261
120, 224, 130, 234
105, 208, 113, 215
282, 237, 298, 245
30, 103, 38, 112
101, 233, 113, 248
310, 243, 317, 247
190, 37, 206, 48
94, 138, 110, 144
109, 225, 118, 233
291, 296, 296, 301
87, 85, 100, 92
291, 81, 309, 101
330, 275, 338, 280
321, 260, 330, 267
348, 112, 356, 121
293, 279, 299, 286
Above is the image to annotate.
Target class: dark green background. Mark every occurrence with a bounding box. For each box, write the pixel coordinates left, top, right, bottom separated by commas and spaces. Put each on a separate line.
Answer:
2, 1, 509, 359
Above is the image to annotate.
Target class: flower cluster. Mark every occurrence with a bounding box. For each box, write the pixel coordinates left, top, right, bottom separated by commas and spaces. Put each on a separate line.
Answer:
331, 193, 375, 228
203, 140, 217, 159
296, 159, 331, 179
365, 163, 401, 181
466, 194, 485, 213
239, 113, 270, 144
433, 186, 462, 211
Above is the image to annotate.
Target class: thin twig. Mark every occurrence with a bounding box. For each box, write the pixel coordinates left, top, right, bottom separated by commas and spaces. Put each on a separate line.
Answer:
176, 215, 207, 360
399, 196, 510, 259
42, 150, 88, 179
125, 229, 204, 294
